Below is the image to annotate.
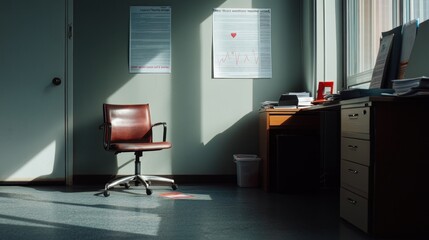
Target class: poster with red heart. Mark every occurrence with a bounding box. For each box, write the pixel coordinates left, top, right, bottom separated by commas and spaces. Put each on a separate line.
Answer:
213, 8, 272, 78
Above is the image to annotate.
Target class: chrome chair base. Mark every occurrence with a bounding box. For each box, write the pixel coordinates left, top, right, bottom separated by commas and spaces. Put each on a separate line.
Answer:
103, 174, 177, 197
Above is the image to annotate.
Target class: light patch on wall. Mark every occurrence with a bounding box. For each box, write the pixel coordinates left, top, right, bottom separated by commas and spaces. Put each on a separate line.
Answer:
200, 15, 253, 145
6, 141, 56, 181
106, 75, 172, 104
218, 0, 252, 8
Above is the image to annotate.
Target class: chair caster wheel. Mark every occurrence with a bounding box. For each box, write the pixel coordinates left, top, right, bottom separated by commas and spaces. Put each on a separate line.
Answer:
172, 184, 178, 190
124, 183, 131, 189
103, 190, 110, 197
146, 188, 152, 195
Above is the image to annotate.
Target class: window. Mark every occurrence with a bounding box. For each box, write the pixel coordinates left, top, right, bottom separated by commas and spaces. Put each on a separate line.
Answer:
404, 0, 429, 21
346, 0, 399, 88
345, 0, 429, 88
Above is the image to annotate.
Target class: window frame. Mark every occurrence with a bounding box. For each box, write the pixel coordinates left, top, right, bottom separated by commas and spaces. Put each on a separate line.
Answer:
345, 0, 402, 89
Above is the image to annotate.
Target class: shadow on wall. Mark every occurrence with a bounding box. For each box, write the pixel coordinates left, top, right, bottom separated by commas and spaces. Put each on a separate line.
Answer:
73, 0, 140, 179
73, 0, 229, 181
192, 111, 259, 175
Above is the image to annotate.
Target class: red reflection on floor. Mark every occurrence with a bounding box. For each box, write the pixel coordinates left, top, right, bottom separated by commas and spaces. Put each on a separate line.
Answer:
159, 191, 193, 199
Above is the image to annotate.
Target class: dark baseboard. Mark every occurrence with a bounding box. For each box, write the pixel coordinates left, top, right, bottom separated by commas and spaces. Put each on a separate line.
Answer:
0, 180, 66, 186
73, 174, 236, 185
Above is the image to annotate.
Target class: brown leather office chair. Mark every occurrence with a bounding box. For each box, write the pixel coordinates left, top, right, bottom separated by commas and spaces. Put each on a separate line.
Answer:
100, 103, 177, 197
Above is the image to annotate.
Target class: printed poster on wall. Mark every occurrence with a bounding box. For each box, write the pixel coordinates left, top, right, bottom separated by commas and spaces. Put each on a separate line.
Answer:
129, 6, 171, 73
213, 8, 272, 78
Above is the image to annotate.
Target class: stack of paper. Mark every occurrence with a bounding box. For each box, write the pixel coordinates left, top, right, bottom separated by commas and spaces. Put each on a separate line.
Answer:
392, 76, 429, 95
288, 92, 313, 107
260, 101, 278, 109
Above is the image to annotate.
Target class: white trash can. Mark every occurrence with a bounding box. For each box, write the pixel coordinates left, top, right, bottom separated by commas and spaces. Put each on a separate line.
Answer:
233, 154, 261, 187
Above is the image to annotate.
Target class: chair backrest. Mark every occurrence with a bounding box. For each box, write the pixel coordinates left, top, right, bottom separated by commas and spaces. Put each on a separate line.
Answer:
103, 104, 153, 143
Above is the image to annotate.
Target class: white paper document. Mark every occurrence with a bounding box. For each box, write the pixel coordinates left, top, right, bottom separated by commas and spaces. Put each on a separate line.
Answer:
129, 6, 171, 73
213, 8, 272, 78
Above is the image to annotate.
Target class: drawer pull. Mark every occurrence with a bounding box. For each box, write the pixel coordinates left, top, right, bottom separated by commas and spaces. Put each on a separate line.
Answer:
347, 145, 358, 151
347, 197, 357, 205
347, 168, 359, 174
348, 113, 359, 119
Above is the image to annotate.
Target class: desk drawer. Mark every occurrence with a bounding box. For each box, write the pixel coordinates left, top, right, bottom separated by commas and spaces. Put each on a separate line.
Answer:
269, 115, 319, 128
341, 107, 370, 135
341, 160, 369, 197
340, 188, 368, 233
341, 137, 370, 166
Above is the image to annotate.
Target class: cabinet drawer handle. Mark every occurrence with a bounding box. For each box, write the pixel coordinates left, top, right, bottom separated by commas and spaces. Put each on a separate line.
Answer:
347, 197, 357, 205
347, 145, 358, 151
347, 168, 359, 174
348, 113, 359, 119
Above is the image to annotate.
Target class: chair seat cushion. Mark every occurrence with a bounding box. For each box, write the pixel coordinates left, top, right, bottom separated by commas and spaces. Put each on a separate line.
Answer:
109, 141, 172, 152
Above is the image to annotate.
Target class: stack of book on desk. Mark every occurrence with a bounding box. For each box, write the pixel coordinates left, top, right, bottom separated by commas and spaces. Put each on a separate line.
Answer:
260, 92, 313, 109
392, 76, 429, 96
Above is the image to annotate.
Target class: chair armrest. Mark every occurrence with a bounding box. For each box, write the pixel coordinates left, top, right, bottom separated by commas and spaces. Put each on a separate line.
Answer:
152, 122, 167, 142
99, 123, 112, 150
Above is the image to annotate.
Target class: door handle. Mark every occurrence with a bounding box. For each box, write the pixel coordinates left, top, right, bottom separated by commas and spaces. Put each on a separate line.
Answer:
52, 77, 62, 86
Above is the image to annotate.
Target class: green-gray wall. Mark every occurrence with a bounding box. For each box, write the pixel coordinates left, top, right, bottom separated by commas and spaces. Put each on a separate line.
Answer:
302, 0, 316, 95
73, 0, 305, 177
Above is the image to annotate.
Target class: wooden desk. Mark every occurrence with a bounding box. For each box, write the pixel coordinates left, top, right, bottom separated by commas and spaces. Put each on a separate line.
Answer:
259, 108, 321, 192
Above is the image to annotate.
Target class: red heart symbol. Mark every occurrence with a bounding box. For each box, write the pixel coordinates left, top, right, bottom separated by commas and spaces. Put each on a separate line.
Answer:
231, 32, 237, 38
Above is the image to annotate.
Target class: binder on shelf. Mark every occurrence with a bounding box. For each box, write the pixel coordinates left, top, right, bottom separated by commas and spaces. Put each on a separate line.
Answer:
398, 19, 418, 79
381, 25, 403, 88
405, 19, 429, 78
369, 33, 394, 89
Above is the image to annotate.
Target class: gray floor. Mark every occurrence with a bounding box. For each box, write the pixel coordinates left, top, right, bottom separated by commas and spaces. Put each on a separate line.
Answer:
0, 184, 400, 240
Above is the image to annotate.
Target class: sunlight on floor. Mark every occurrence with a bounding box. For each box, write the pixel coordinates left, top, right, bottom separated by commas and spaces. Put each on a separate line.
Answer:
0, 188, 163, 236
